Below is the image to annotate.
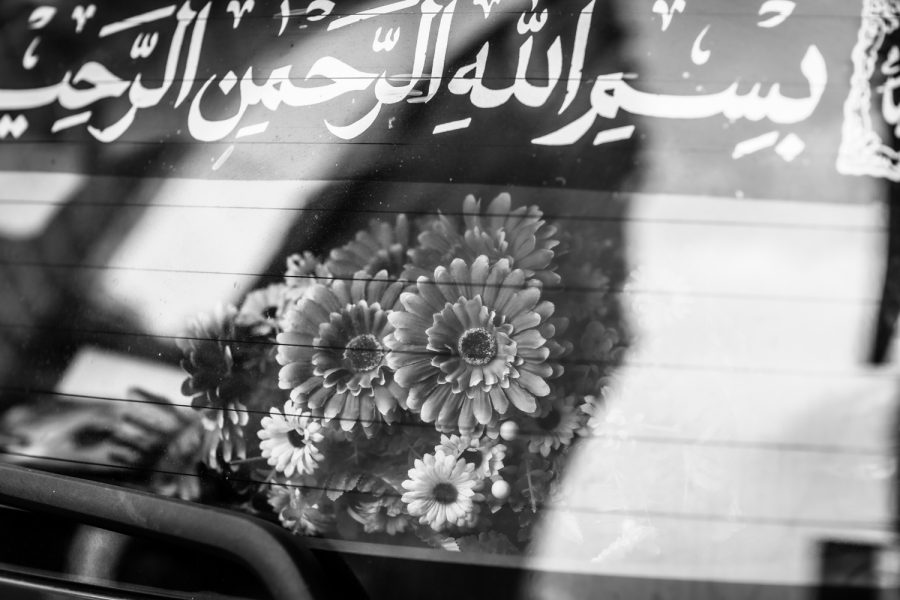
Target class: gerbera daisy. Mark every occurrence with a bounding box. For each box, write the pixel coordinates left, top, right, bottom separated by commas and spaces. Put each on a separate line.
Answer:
405, 193, 560, 286
236, 283, 290, 336
387, 256, 561, 433
348, 495, 411, 535
258, 401, 325, 477
276, 271, 407, 432
177, 304, 250, 464
526, 394, 585, 457
282, 252, 331, 307
401, 450, 483, 531
437, 434, 506, 481
578, 393, 601, 436
285, 251, 331, 287
267, 483, 335, 536
326, 215, 411, 278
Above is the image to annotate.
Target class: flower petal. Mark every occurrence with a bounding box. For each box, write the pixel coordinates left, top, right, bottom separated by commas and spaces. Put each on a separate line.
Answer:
504, 383, 536, 413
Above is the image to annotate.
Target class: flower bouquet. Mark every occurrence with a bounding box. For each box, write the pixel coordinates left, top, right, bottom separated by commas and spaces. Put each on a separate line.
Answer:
173, 193, 626, 553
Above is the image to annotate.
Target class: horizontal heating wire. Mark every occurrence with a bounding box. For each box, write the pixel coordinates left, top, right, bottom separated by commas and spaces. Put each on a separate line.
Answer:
0, 261, 882, 305
0, 199, 884, 233
0, 5, 886, 537
1, 320, 894, 378
0, 385, 889, 457
0, 205, 886, 451
0, 447, 889, 532
1, 197, 882, 426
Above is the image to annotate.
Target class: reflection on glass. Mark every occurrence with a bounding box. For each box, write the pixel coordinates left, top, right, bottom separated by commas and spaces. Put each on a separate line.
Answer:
0, 0, 896, 598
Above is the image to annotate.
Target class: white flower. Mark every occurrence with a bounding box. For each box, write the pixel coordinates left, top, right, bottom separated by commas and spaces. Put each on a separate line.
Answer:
236, 283, 290, 335
527, 395, 584, 457
267, 483, 335, 536
258, 402, 325, 477
401, 451, 483, 531
348, 496, 411, 535
387, 256, 561, 434
437, 434, 506, 481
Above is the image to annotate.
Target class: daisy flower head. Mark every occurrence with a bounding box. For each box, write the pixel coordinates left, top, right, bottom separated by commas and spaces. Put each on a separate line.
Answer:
285, 251, 331, 287
177, 304, 250, 464
326, 215, 411, 278
437, 434, 506, 481
578, 394, 602, 436
267, 483, 335, 536
348, 495, 411, 535
401, 450, 483, 531
276, 271, 407, 432
405, 193, 560, 286
283, 252, 331, 308
572, 374, 628, 438
387, 256, 561, 434
236, 283, 290, 336
526, 394, 585, 457
258, 401, 325, 477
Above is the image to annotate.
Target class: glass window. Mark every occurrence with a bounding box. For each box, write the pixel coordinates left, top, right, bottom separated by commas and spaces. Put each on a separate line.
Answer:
0, 1, 895, 598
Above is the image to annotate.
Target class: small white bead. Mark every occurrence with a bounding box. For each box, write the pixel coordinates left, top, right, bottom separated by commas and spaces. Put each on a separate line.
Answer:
491, 479, 511, 500
499, 420, 518, 441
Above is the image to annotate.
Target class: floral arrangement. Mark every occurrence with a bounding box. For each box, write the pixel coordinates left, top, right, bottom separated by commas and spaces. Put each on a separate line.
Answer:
174, 193, 626, 553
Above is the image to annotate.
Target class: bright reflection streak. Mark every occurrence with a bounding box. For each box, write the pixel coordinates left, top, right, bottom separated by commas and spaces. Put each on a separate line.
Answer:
528, 193, 895, 590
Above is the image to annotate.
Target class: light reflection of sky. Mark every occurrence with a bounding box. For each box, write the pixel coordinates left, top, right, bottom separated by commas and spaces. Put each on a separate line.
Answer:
0, 171, 83, 239
93, 177, 330, 337
524, 2, 897, 587
528, 186, 895, 588
57, 346, 184, 404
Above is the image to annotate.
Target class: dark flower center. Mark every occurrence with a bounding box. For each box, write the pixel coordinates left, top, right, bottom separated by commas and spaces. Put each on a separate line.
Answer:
287, 429, 306, 448
432, 482, 459, 504
457, 327, 497, 366
461, 449, 484, 468
343, 334, 384, 372
536, 410, 562, 431
262, 305, 278, 319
